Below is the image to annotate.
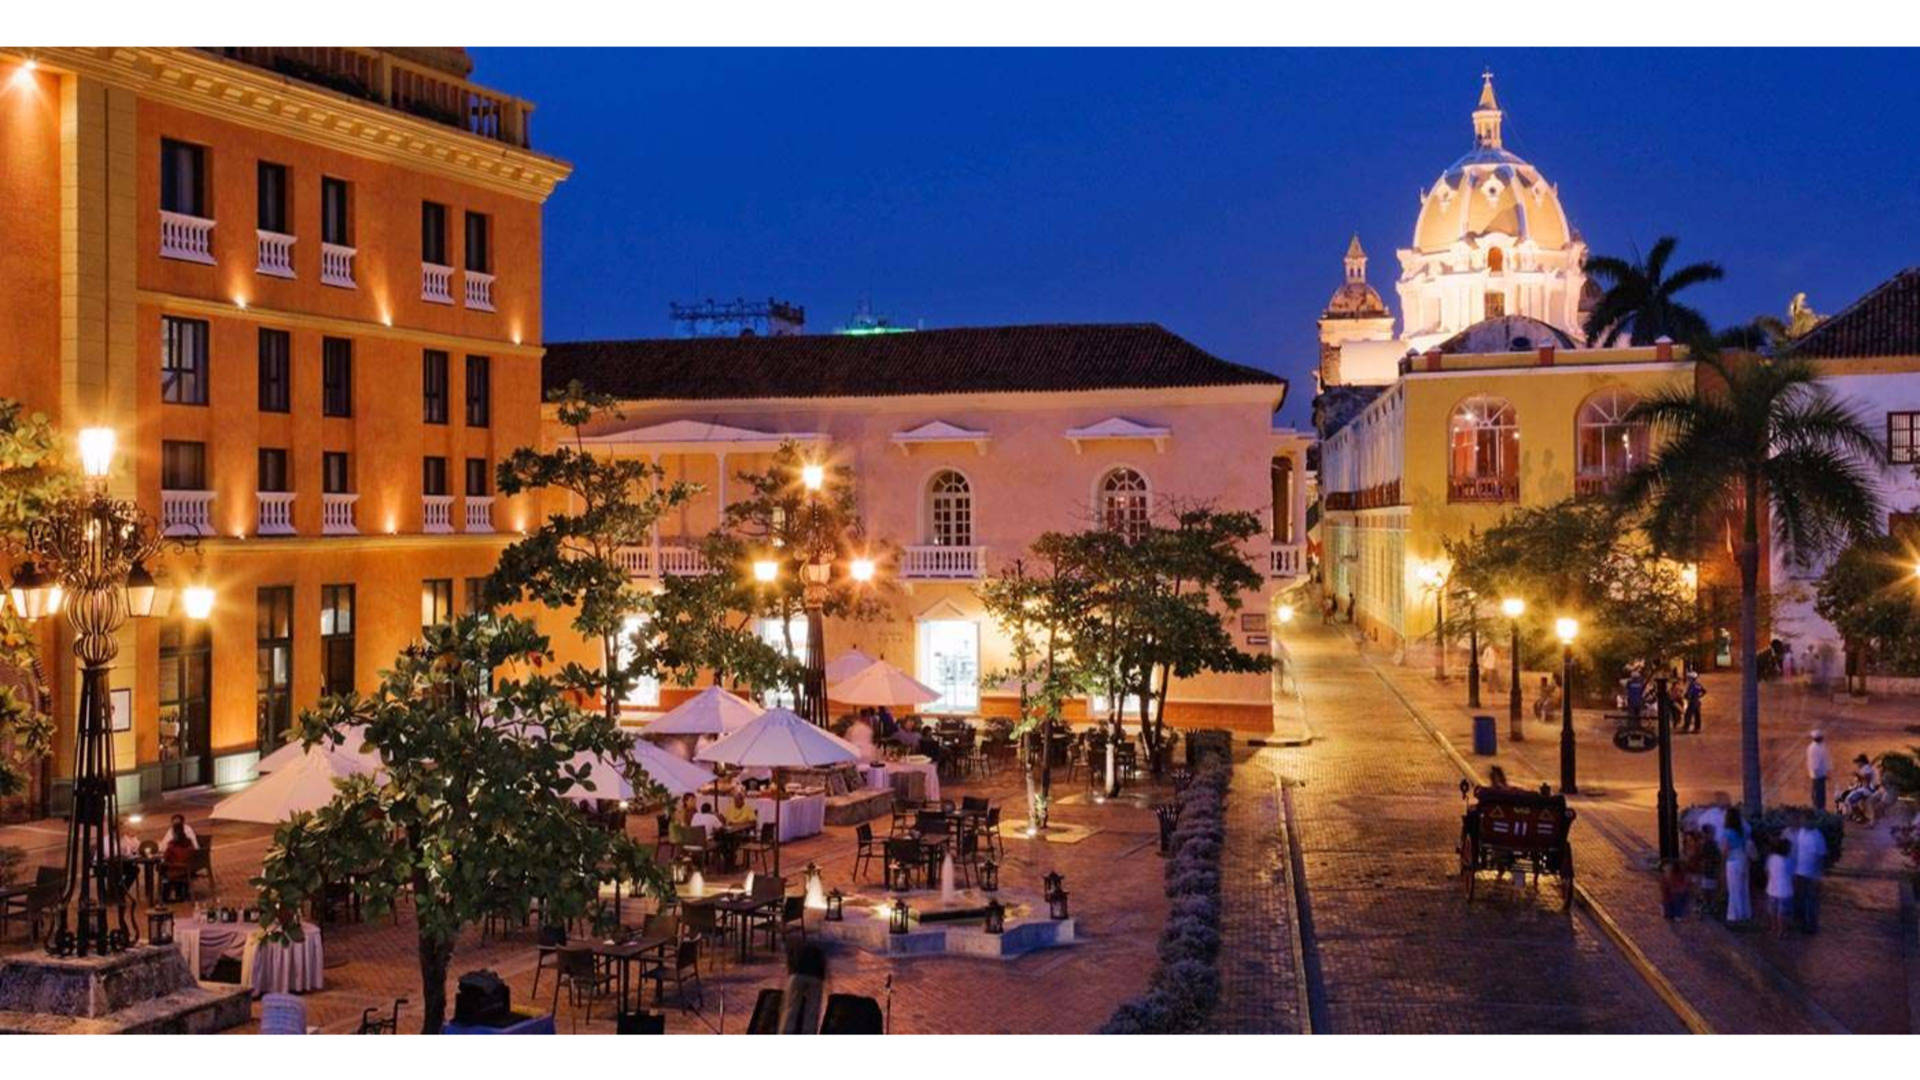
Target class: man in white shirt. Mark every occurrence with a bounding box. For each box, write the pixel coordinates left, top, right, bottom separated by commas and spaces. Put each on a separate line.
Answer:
1791, 818, 1829, 934
1806, 731, 1832, 809
689, 802, 724, 833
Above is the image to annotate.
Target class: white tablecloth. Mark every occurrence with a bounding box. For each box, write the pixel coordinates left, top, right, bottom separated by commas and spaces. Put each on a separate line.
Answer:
175, 917, 324, 997
750, 793, 825, 841
865, 761, 941, 803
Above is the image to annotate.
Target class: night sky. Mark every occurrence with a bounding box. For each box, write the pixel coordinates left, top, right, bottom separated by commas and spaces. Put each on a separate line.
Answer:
471, 48, 1920, 426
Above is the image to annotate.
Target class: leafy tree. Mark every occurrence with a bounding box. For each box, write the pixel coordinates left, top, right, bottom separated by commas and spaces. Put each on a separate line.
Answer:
1617, 347, 1884, 814
0, 401, 72, 805
637, 535, 801, 697
1814, 530, 1920, 676
254, 614, 664, 1033
1583, 236, 1724, 347
489, 381, 695, 719
978, 556, 1090, 830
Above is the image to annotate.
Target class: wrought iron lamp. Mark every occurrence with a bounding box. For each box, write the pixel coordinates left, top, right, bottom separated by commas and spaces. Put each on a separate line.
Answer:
984, 897, 1006, 935
825, 887, 844, 922
889, 897, 911, 935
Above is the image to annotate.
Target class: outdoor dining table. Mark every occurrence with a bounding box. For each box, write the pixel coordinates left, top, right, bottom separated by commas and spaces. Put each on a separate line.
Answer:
683, 893, 777, 962
174, 915, 324, 997
571, 933, 674, 1015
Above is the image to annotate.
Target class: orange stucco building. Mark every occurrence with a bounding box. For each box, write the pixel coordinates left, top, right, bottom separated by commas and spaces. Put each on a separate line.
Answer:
0, 47, 566, 807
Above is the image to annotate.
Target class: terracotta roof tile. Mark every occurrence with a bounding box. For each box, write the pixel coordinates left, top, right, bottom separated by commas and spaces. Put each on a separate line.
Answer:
1792, 268, 1920, 359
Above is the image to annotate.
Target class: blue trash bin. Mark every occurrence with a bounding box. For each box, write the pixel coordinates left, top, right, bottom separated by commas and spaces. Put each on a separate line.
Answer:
1471, 714, 1497, 756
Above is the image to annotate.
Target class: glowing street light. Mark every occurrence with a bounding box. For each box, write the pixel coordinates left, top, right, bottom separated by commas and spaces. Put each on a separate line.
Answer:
1556, 616, 1578, 795
181, 583, 215, 621
1277, 603, 1295, 624
751, 558, 779, 584
800, 463, 826, 492
77, 428, 116, 479
1501, 597, 1525, 741
849, 557, 876, 583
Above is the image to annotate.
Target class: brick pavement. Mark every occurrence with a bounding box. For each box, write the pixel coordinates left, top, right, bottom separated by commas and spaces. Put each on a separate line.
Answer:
1212, 753, 1304, 1033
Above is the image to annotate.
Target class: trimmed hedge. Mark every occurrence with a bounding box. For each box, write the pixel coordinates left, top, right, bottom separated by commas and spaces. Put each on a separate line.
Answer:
1100, 761, 1232, 1034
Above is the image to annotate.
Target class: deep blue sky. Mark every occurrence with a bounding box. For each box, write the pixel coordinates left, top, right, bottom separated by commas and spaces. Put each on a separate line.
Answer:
471, 48, 1920, 426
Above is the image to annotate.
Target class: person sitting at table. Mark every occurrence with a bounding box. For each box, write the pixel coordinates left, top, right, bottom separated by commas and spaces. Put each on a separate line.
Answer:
691, 801, 725, 833
160, 816, 199, 902
724, 791, 758, 829
875, 705, 899, 740
675, 792, 697, 828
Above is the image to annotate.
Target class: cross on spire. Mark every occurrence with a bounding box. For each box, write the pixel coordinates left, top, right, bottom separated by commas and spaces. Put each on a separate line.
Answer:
1473, 69, 1504, 149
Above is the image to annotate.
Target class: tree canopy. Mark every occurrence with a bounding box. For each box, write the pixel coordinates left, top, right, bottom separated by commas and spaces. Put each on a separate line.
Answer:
0, 401, 71, 803
1582, 235, 1724, 347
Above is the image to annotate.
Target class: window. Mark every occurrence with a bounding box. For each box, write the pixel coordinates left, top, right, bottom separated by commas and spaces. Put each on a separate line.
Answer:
1100, 467, 1151, 542
421, 201, 449, 265
465, 577, 491, 617
322, 337, 352, 417
1576, 389, 1649, 493
617, 614, 662, 709
916, 619, 980, 713
162, 316, 209, 405
1272, 457, 1294, 543
320, 584, 355, 696
1488, 247, 1505, 273
320, 177, 351, 245
422, 456, 449, 496
257, 448, 289, 493
256, 161, 289, 233
757, 616, 807, 709
160, 139, 207, 217
422, 350, 449, 424
1447, 395, 1519, 502
158, 620, 212, 790
1890, 412, 1920, 465
257, 328, 290, 412
322, 452, 351, 494
927, 470, 973, 547
465, 355, 491, 427
466, 458, 490, 497
421, 579, 453, 629
464, 211, 491, 273
161, 441, 206, 490
256, 586, 294, 752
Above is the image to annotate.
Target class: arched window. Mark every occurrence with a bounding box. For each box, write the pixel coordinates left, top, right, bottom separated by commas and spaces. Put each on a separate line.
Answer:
1575, 389, 1648, 496
927, 470, 972, 547
1487, 247, 1505, 273
1100, 467, 1150, 541
1271, 457, 1294, 543
1448, 395, 1518, 503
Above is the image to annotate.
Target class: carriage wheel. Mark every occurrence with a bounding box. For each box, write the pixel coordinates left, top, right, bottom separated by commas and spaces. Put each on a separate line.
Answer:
1558, 847, 1575, 912
1461, 838, 1477, 902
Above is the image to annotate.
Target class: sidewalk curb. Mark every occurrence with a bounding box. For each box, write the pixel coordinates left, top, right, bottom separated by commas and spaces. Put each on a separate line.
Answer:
1901, 877, 1920, 1035
1365, 660, 1715, 1036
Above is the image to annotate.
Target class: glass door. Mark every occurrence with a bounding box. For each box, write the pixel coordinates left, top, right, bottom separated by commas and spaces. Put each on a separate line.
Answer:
916, 619, 980, 713
158, 621, 211, 790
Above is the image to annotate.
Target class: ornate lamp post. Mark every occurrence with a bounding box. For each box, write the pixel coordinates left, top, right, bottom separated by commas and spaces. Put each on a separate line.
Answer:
1501, 597, 1525, 742
1556, 617, 1579, 796
8, 428, 207, 956
1654, 674, 1680, 862
1464, 589, 1481, 708
1419, 564, 1447, 680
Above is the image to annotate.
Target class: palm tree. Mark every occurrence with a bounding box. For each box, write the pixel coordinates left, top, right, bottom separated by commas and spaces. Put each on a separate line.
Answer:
1583, 236, 1725, 346
1617, 346, 1884, 815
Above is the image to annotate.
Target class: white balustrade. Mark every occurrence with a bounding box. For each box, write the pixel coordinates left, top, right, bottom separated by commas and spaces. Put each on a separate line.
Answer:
255, 230, 296, 278
1270, 544, 1305, 578
659, 545, 712, 576
422, 494, 455, 533
321, 242, 357, 288
421, 262, 454, 304
901, 545, 986, 580
463, 495, 495, 533
159, 211, 216, 264
256, 492, 296, 536
615, 546, 656, 578
322, 493, 359, 535
162, 490, 216, 537
464, 270, 496, 312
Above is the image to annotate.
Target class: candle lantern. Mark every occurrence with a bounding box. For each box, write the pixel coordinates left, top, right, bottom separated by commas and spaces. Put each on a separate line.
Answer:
1042, 870, 1064, 899
979, 858, 999, 893
889, 897, 911, 935
1048, 888, 1070, 921
888, 857, 914, 893
984, 898, 1006, 935
147, 907, 174, 947
826, 888, 845, 922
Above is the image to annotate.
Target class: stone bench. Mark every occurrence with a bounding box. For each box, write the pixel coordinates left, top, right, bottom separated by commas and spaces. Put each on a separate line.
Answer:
825, 788, 893, 827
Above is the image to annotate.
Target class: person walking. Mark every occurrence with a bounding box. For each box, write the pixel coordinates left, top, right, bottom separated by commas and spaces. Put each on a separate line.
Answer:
1720, 806, 1754, 926
1764, 839, 1795, 938
1682, 670, 1706, 734
1791, 817, 1828, 934
1624, 666, 1647, 722
1806, 730, 1832, 809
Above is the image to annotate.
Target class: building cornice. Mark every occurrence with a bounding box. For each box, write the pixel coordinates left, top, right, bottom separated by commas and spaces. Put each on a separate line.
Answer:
554, 382, 1286, 417
137, 290, 546, 360
14, 47, 572, 202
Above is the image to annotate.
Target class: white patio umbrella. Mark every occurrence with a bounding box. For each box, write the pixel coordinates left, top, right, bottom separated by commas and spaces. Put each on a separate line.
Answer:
257, 724, 375, 775
636, 685, 764, 738
824, 648, 878, 686
211, 750, 363, 824
829, 659, 941, 708
696, 707, 860, 874
566, 737, 716, 803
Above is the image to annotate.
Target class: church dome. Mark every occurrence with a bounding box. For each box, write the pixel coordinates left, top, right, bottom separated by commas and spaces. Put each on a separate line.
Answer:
1409, 74, 1574, 254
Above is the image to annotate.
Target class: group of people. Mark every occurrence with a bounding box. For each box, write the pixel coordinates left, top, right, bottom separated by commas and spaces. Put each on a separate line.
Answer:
1620, 664, 1708, 732
1663, 805, 1829, 938
1807, 729, 1883, 821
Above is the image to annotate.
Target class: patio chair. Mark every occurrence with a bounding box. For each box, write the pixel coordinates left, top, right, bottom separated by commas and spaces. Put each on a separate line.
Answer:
530, 923, 568, 999
853, 822, 885, 881
818, 993, 884, 1034
983, 807, 1004, 859
745, 988, 785, 1034
678, 826, 710, 872
642, 912, 679, 943
681, 903, 726, 970
641, 940, 703, 1012
550, 948, 616, 1032
753, 894, 804, 950
961, 795, 989, 815
653, 813, 676, 863
190, 835, 216, 897
739, 823, 777, 876
884, 838, 924, 890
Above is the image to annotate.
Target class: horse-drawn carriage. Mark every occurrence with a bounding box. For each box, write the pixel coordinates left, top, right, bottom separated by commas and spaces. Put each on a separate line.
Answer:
1457, 779, 1576, 911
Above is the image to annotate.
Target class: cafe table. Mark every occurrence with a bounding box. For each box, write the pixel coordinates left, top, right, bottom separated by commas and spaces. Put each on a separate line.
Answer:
683, 893, 777, 962
174, 915, 325, 997
571, 933, 674, 1015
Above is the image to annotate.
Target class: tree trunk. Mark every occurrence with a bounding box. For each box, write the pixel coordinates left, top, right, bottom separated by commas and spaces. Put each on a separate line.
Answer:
417, 929, 454, 1034
1738, 473, 1763, 818
601, 632, 620, 721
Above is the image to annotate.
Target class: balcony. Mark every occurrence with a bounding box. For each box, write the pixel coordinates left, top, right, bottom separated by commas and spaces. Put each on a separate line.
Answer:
1447, 476, 1519, 504
1270, 544, 1305, 578
322, 493, 358, 535
162, 490, 215, 537
902, 545, 987, 580
422, 494, 455, 534
615, 546, 655, 578
1574, 472, 1624, 499
464, 495, 494, 533
211, 48, 536, 149
1323, 491, 1356, 512
256, 492, 296, 536
159, 211, 215, 264
255, 230, 295, 278
659, 544, 712, 577
321, 243, 357, 288
421, 263, 454, 304
464, 270, 495, 312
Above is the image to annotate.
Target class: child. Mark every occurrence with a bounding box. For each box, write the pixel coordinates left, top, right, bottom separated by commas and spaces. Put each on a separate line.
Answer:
1659, 858, 1690, 920
1690, 824, 1722, 918
1765, 839, 1795, 938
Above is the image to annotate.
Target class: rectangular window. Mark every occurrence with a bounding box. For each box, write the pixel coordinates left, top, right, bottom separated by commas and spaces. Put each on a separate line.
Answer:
422, 456, 448, 496
1890, 412, 1920, 465
465, 458, 490, 497
322, 337, 352, 417
322, 451, 351, 494
256, 161, 289, 233
463, 211, 491, 273
465, 576, 491, 617
465, 355, 491, 427
320, 177, 351, 246
257, 328, 290, 412
421, 201, 448, 265
162, 316, 209, 405
257, 448, 290, 493
256, 586, 294, 751
161, 441, 206, 490
916, 619, 981, 713
160, 139, 207, 216
421, 578, 453, 629
320, 584, 355, 697
422, 350, 449, 424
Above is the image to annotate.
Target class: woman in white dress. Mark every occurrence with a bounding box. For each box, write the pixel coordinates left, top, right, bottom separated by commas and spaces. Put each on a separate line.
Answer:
1720, 807, 1753, 924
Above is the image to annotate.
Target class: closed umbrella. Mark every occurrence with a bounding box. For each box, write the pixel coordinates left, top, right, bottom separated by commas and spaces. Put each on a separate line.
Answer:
824, 648, 877, 686
211, 750, 362, 824
697, 707, 860, 873
637, 685, 764, 738
829, 659, 941, 708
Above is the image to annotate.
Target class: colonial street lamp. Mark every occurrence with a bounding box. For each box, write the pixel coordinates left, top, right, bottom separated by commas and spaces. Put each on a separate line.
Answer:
1501, 597, 1525, 742
1653, 673, 1680, 862
1556, 616, 1579, 796
1464, 590, 1481, 708
9, 427, 208, 957
1419, 564, 1447, 680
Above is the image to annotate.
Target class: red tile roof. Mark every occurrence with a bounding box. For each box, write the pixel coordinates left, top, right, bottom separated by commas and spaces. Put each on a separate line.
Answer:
1792, 268, 1920, 359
